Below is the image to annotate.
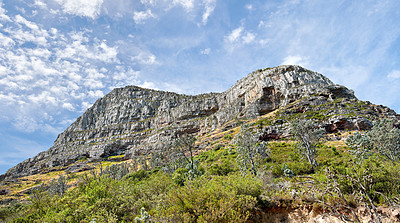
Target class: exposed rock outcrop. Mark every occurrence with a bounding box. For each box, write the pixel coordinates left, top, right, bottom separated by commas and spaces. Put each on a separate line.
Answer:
1, 65, 398, 179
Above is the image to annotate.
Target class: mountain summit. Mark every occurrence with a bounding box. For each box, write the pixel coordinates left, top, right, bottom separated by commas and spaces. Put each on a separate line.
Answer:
1, 65, 398, 180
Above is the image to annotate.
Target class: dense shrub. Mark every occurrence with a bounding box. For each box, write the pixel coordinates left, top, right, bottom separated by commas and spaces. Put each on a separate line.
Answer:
208, 160, 235, 176
161, 174, 262, 222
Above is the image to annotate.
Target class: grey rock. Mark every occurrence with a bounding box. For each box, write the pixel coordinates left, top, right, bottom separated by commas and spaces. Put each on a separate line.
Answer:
1, 65, 397, 180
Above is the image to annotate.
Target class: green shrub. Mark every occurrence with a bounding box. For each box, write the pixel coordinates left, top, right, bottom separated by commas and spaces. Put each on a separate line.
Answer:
162, 174, 261, 222
123, 169, 149, 183
172, 167, 188, 186
208, 160, 235, 176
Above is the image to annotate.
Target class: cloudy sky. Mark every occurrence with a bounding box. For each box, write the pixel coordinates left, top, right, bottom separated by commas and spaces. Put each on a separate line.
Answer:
1, 0, 400, 174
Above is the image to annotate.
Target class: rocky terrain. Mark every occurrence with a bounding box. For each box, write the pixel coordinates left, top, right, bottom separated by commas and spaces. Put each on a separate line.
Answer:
1, 65, 399, 180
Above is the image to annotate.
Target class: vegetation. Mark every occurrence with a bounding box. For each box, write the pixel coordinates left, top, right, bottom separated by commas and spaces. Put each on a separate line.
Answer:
233, 125, 269, 176
290, 119, 325, 167
1, 117, 400, 222
347, 119, 400, 162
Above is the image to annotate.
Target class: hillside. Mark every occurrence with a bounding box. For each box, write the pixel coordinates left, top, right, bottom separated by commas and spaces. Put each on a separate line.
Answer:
1, 65, 398, 180
1, 65, 400, 222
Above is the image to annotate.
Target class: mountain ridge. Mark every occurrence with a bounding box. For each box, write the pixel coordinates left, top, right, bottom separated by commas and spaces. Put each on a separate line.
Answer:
1, 65, 398, 180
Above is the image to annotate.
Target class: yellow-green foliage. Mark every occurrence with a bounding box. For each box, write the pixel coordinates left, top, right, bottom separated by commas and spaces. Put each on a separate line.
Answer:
2, 136, 400, 222
162, 174, 261, 222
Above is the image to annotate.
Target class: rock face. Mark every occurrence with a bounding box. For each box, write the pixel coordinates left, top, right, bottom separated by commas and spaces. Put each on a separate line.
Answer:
2, 65, 398, 179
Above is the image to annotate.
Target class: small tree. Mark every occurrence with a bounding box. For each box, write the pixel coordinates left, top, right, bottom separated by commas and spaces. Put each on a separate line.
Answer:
233, 125, 269, 176
169, 134, 202, 179
290, 119, 324, 167
368, 119, 400, 162
48, 175, 67, 196
174, 134, 196, 171
347, 119, 400, 163
346, 132, 373, 161
101, 162, 131, 180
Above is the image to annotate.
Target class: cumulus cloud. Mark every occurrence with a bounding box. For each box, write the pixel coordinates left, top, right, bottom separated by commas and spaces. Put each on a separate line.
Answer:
0, 13, 130, 133
54, 0, 104, 19
133, 9, 156, 24
0, 3, 11, 22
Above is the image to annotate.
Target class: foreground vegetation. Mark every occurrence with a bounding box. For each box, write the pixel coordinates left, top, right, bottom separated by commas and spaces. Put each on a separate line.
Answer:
1, 119, 400, 222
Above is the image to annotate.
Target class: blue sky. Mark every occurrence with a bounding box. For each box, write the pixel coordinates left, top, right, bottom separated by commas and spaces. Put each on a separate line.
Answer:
1, 0, 400, 174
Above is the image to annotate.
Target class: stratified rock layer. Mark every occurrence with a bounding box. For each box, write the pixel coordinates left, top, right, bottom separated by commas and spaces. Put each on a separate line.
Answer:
2, 65, 398, 179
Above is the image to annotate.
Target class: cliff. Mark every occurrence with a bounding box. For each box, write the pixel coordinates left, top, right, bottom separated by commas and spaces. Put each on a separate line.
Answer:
2, 65, 398, 180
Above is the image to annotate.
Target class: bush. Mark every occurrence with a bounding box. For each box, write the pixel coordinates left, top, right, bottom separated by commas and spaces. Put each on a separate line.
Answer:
208, 160, 235, 176
123, 169, 149, 183
162, 174, 261, 222
101, 162, 132, 180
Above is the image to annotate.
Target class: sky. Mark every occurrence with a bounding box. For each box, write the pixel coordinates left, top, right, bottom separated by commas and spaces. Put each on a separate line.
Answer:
1, 0, 400, 174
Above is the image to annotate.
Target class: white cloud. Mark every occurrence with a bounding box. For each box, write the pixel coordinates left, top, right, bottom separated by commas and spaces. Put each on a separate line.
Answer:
28, 91, 57, 106
87, 90, 104, 98
0, 13, 132, 134
242, 32, 255, 44
0, 33, 14, 48
133, 9, 156, 24
200, 48, 210, 55
81, 101, 93, 110
202, 0, 216, 25
173, 0, 195, 11
245, 4, 253, 11
54, 0, 104, 19
224, 26, 258, 52
140, 81, 158, 89
282, 55, 308, 66
0, 3, 11, 22
388, 70, 400, 79
62, 102, 75, 111
34, 0, 48, 9
132, 52, 157, 65
15, 15, 40, 32
226, 27, 243, 43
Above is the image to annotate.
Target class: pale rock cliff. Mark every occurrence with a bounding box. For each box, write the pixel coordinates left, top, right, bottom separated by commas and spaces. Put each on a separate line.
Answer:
2, 65, 397, 180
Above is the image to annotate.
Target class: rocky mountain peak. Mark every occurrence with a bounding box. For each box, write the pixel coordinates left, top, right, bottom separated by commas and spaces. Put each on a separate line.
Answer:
1, 65, 388, 180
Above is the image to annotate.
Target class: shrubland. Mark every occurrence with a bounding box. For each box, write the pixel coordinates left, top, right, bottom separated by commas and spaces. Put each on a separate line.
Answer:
1, 119, 400, 222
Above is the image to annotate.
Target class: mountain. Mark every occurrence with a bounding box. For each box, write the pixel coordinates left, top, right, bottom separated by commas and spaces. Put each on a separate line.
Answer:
1, 65, 399, 180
